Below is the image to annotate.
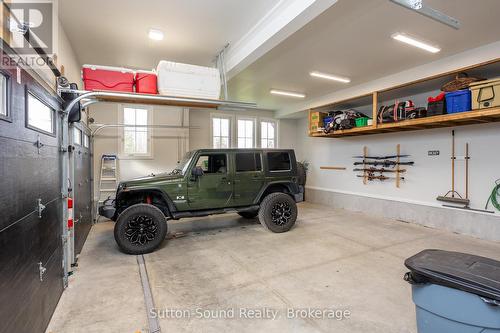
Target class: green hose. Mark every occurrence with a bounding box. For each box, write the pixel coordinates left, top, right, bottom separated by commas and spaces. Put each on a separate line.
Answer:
485, 179, 500, 211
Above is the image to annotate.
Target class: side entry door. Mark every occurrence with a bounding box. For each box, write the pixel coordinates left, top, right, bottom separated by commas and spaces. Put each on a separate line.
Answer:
233, 152, 264, 206
187, 153, 233, 210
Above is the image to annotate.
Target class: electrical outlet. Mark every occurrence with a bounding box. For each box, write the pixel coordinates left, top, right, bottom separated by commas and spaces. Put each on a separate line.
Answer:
428, 150, 440, 156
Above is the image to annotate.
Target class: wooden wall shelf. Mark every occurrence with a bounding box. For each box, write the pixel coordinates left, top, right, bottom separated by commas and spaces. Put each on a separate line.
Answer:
311, 107, 500, 138
309, 58, 500, 138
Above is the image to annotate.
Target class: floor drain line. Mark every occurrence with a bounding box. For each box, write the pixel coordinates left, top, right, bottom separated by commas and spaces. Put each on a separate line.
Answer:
137, 255, 161, 333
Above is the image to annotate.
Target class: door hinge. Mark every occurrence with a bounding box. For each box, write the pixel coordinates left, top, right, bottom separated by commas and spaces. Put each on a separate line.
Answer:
34, 135, 44, 154
37, 198, 46, 218
38, 262, 47, 282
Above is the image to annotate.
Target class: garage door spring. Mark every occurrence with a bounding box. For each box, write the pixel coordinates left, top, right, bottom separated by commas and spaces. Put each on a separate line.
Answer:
485, 179, 500, 211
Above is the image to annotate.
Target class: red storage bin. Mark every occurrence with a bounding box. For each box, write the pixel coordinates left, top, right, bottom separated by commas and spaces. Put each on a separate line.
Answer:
135, 70, 158, 94
82, 65, 134, 92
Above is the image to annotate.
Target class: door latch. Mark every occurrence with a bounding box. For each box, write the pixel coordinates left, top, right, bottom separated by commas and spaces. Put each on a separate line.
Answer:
38, 262, 47, 282
37, 198, 46, 218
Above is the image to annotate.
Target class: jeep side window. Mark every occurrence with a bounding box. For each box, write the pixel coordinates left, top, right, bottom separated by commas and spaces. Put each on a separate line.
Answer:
195, 154, 227, 174
267, 152, 291, 171
236, 152, 262, 172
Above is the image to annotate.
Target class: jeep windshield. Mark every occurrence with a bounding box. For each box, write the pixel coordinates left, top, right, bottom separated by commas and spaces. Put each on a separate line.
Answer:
170, 151, 195, 176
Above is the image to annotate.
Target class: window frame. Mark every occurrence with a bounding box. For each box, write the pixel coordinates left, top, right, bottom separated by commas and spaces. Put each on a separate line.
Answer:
25, 89, 56, 137
210, 113, 234, 149
236, 116, 256, 149
73, 127, 82, 146
0, 70, 11, 123
235, 152, 262, 173
83, 133, 90, 148
118, 104, 153, 159
259, 118, 279, 149
194, 153, 228, 175
266, 151, 292, 173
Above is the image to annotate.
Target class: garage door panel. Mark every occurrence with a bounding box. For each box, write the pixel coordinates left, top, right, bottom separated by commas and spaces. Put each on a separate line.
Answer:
73, 132, 92, 255
1, 47, 66, 333
0, 138, 61, 231
37, 199, 63, 264
39, 246, 64, 331
0, 214, 43, 333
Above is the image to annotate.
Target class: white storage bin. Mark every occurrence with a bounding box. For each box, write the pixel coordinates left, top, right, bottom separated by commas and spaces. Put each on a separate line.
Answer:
156, 61, 221, 100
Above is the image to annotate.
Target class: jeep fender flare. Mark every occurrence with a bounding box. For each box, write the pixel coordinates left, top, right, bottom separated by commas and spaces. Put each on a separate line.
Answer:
116, 187, 177, 217
254, 181, 297, 203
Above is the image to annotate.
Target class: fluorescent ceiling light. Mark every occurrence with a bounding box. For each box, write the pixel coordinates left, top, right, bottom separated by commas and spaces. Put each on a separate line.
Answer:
310, 71, 350, 83
270, 89, 305, 98
392, 33, 440, 53
148, 28, 164, 41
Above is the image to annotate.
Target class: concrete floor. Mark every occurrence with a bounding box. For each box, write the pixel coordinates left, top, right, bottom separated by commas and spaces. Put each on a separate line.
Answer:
47, 202, 500, 333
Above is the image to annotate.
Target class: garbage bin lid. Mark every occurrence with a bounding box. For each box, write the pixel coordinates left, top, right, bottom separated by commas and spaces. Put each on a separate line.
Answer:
405, 249, 500, 302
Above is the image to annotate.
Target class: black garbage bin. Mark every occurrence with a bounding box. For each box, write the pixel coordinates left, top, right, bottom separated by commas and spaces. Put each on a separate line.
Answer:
404, 249, 500, 333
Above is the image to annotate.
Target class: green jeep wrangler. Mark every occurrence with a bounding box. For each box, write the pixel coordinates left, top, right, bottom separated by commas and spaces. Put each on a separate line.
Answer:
99, 149, 304, 254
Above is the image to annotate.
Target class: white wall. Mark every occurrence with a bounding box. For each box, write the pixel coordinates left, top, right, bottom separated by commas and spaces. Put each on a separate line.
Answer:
296, 117, 500, 213
292, 43, 500, 228
89, 103, 189, 199
56, 19, 81, 85
189, 108, 297, 150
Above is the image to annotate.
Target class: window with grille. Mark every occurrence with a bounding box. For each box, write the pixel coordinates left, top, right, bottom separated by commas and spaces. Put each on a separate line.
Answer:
260, 120, 277, 148
122, 106, 151, 156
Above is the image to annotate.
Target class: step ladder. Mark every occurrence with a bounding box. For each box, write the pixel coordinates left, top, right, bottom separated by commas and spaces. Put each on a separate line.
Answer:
98, 154, 119, 207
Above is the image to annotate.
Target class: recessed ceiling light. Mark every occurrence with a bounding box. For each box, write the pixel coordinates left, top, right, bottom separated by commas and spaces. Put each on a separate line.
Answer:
270, 89, 306, 98
148, 28, 164, 41
310, 71, 351, 83
391, 33, 440, 53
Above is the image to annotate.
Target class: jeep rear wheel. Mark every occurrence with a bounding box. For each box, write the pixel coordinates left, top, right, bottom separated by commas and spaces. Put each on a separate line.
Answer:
238, 211, 258, 219
258, 193, 297, 233
114, 204, 167, 254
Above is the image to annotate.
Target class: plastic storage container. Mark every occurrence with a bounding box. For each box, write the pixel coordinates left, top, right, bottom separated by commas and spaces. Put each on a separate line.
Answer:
445, 90, 471, 113
355, 117, 369, 127
135, 70, 158, 94
469, 77, 500, 110
427, 92, 447, 116
82, 65, 134, 92
156, 61, 221, 99
405, 249, 500, 333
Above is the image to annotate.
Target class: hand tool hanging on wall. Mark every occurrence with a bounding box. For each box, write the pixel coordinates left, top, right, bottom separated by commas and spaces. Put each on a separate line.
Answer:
436, 130, 470, 205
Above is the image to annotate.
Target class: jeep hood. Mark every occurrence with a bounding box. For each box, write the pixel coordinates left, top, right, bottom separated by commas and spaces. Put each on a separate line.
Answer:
120, 172, 183, 188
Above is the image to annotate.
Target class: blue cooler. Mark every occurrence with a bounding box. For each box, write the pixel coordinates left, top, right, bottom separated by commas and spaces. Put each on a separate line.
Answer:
405, 250, 500, 333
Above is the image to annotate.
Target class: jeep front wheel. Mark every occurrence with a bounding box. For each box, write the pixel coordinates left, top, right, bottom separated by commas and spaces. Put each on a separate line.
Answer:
114, 204, 168, 254
258, 193, 297, 233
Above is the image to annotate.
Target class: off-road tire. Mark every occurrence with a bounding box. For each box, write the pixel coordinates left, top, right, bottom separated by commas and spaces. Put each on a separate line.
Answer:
258, 193, 297, 233
114, 204, 168, 254
238, 211, 259, 219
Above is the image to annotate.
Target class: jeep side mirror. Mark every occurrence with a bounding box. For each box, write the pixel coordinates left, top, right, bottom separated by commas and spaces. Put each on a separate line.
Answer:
192, 166, 204, 178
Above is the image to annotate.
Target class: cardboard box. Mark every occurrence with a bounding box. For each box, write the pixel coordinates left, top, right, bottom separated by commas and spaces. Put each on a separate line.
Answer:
310, 111, 326, 123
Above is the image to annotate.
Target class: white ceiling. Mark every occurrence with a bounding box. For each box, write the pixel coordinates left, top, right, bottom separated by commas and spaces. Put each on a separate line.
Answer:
59, 0, 280, 69
228, 0, 500, 111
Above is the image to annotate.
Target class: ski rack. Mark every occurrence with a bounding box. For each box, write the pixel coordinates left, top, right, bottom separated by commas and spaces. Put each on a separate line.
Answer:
59, 88, 258, 115
354, 144, 412, 187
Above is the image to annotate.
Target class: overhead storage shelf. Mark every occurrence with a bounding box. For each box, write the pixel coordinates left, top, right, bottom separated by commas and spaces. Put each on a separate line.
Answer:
309, 58, 500, 138
59, 89, 258, 113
